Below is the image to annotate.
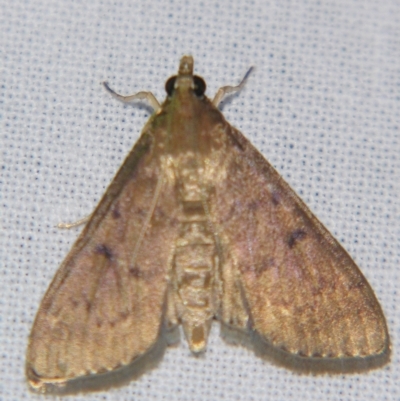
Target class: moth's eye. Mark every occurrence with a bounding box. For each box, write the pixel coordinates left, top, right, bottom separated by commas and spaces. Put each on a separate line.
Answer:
165, 76, 177, 96
193, 76, 206, 97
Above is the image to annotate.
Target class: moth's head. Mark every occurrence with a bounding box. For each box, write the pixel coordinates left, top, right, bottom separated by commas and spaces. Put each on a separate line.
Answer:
165, 55, 206, 99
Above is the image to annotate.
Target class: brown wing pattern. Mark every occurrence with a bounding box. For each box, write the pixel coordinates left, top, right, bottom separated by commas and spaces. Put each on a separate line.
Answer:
211, 124, 389, 362
26, 131, 180, 387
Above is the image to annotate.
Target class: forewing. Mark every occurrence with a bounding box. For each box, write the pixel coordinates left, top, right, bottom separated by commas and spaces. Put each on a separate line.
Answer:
210, 124, 389, 363
27, 131, 179, 387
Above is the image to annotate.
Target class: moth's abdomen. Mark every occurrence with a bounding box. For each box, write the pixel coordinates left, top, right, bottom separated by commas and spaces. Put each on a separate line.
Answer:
173, 218, 216, 352
169, 153, 219, 352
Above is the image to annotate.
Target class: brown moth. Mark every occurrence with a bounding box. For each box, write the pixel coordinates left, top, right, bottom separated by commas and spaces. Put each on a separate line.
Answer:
26, 56, 390, 392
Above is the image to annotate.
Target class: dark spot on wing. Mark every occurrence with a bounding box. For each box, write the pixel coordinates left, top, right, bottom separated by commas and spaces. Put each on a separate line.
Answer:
248, 200, 260, 211
95, 244, 113, 260
137, 207, 146, 217
129, 265, 142, 278
107, 312, 130, 329
85, 300, 92, 312
255, 258, 276, 276
288, 229, 307, 248
112, 204, 121, 219
271, 190, 281, 206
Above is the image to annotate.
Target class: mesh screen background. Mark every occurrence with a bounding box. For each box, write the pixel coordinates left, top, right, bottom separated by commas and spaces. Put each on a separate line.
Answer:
1, 0, 399, 400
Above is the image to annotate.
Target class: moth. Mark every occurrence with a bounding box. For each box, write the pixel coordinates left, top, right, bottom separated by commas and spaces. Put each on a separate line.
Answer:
26, 56, 390, 392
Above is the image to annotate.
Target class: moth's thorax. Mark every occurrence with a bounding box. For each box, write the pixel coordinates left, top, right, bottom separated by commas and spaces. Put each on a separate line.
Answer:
165, 83, 204, 123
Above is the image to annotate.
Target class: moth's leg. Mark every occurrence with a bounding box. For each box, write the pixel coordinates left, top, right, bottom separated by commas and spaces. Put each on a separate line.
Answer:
57, 215, 91, 229
212, 66, 254, 107
103, 82, 161, 112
